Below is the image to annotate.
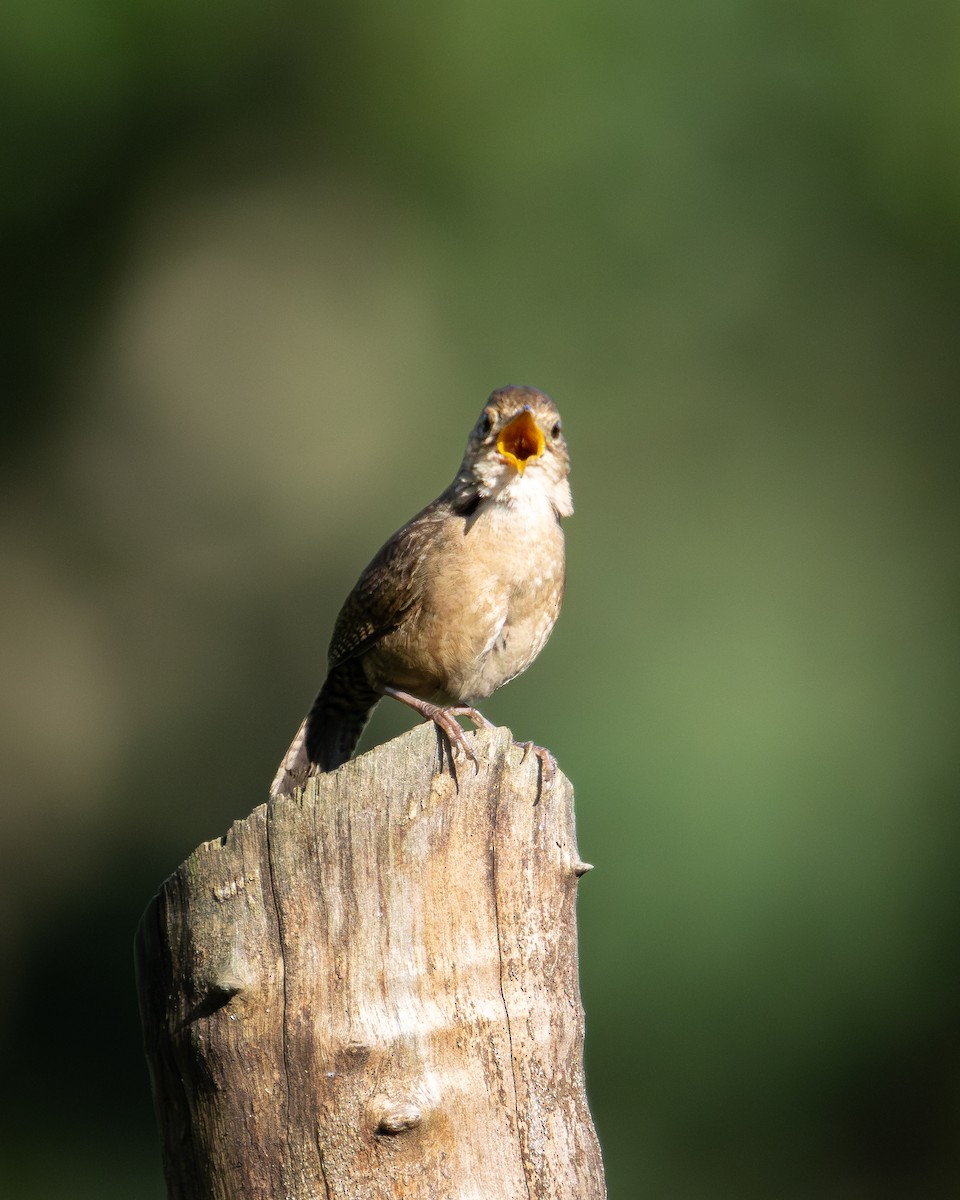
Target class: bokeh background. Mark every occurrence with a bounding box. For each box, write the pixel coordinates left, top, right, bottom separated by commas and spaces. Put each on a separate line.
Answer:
3, 2, 959, 1196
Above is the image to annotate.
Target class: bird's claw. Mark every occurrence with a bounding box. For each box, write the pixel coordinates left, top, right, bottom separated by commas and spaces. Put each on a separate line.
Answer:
429, 708, 481, 773
437, 705, 498, 773
515, 740, 557, 785
437, 718, 557, 788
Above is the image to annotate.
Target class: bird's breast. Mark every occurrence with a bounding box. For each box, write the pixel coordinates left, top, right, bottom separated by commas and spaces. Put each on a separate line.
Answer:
369, 487, 565, 704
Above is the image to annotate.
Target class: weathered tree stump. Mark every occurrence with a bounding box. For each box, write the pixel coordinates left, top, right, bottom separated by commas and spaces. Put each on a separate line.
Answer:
136, 723, 605, 1199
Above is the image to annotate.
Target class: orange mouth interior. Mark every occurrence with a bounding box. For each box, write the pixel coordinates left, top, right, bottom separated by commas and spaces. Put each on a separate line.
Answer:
497, 409, 544, 474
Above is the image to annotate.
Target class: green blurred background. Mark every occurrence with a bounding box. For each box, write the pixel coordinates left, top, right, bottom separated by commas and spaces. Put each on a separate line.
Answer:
2, 1, 959, 1196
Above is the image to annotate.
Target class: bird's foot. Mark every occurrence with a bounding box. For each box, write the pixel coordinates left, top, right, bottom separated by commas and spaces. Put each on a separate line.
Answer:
430, 706, 481, 773
445, 706, 497, 731
515, 740, 557, 786
380, 687, 486, 773
429, 706, 500, 771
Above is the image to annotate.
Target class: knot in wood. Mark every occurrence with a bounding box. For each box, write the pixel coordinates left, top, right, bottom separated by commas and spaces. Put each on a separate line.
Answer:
370, 1095, 424, 1136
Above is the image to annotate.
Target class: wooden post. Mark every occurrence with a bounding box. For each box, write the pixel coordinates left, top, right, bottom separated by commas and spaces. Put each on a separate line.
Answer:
135, 723, 605, 1199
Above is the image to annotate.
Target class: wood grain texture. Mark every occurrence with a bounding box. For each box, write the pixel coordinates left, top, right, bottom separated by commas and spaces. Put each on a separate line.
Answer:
136, 723, 605, 1199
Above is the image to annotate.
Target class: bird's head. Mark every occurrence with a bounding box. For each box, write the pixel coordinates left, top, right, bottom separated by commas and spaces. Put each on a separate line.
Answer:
458, 385, 573, 517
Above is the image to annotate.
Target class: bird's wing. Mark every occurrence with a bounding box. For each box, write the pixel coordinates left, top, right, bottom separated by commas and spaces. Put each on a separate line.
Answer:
327, 505, 444, 668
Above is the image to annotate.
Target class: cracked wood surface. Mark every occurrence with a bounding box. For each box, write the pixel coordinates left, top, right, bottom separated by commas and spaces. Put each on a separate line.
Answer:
136, 723, 605, 1199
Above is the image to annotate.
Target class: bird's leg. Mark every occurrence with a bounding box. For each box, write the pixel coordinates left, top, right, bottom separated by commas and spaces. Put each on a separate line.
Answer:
378, 686, 487, 773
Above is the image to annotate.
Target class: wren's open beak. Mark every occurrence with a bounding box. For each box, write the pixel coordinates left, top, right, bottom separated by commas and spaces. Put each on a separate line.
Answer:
497, 408, 544, 474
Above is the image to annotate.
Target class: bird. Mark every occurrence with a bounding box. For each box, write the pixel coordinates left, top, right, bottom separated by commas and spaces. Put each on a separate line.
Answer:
270, 384, 573, 799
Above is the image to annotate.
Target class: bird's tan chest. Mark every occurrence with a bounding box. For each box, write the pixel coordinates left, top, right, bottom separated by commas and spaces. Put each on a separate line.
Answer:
372, 490, 565, 703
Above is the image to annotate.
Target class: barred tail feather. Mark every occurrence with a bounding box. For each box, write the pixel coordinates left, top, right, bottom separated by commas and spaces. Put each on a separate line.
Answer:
305, 660, 380, 772
270, 660, 379, 798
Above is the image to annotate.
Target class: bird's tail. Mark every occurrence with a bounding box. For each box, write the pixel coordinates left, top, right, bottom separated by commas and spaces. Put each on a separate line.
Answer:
270, 660, 379, 798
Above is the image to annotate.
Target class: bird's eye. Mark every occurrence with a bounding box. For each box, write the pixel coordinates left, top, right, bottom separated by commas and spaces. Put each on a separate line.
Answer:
477, 411, 494, 437
550, 421, 562, 439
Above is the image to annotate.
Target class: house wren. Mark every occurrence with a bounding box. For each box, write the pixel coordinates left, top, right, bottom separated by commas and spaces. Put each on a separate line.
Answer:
271, 385, 573, 798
